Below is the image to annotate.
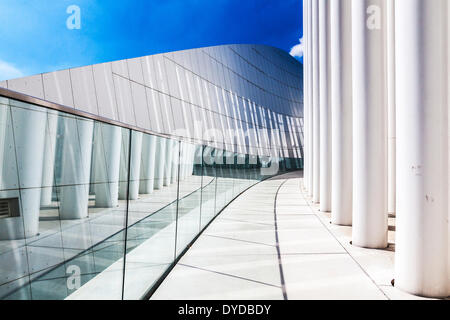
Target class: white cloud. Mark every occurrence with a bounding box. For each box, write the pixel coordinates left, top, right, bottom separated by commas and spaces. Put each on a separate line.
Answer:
0, 60, 23, 81
289, 37, 304, 58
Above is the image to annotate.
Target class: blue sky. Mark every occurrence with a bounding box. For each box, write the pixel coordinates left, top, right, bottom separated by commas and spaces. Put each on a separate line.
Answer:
0, 0, 303, 81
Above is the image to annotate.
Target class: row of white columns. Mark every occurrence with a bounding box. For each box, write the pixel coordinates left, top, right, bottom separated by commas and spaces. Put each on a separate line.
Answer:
0, 109, 196, 240
303, 0, 449, 298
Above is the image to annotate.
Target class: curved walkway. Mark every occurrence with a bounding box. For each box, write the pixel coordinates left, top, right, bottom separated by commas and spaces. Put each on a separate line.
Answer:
151, 171, 431, 300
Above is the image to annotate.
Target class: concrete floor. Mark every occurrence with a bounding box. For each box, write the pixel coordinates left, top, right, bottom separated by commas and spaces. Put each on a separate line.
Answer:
151, 171, 434, 300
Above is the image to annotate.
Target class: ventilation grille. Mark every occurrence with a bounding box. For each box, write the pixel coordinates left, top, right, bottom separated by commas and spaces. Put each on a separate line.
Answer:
0, 200, 10, 218
0, 198, 20, 218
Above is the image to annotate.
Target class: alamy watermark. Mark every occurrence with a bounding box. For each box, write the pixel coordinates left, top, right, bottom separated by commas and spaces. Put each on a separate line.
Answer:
66, 5, 81, 30
66, 264, 81, 290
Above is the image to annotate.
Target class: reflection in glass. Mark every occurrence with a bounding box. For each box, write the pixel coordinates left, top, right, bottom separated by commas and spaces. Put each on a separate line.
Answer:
0, 97, 302, 300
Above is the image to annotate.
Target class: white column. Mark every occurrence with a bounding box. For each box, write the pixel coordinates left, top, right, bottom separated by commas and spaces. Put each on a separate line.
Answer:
0, 105, 18, 240
0, 105, 7, 189
0, 107, 47, 239
330, 0, 353, 225
319, 0, 331, 211
307, 0, 314, 197
184, 144, 190, 179
394, 0, 448, 298
187, 144, 195, 177
128, 131, 143, 200
448, 0, 450, 296
171, 141, 179, 184
40, 113, 58, 206
352, 0, 387, 248
164, 139, 174, 186
303, 0, 309, 191
94, 125, 121, 208
18, 109, 46, 236
186, 144, 192, 178
59, 118, 94, 219
387, 0, 396, 216
181, 143, 188, 179
216, 149, 224, 178
139, 135, 157, 194
154, 138, 167, 190
311, 0, 321, 203
119, 131, 129, 200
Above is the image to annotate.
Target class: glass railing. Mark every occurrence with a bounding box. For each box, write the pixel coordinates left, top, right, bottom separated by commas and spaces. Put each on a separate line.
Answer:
0, 94, 302, 300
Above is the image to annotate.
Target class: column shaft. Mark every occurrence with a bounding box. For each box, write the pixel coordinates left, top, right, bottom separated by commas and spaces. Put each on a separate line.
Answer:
59, 118, 94, 219
188, 144, 195, 177
16, 108, 46, 236
94, 125, 121, 208
0, 106, 46, 239
351, 0, 388, 248
139, 135, 157, 194
447, 0, 450, 296
394, 0, 448, 297
307, 0, 314, 197
319, 0, 331, 211
312, 0, 321, 203
154, 138, 167, 190
40, 113, 58, 206
164, 140, 174, 186
387, 0, 396, 216
128, 131, 143, 200
330, 0, 353, 225
119, 131, 130, 200
171, 141, 179, 184
303, 0, 309, 191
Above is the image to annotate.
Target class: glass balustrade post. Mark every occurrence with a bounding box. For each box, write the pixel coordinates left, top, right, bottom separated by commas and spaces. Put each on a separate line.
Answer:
120, 128, 133, 301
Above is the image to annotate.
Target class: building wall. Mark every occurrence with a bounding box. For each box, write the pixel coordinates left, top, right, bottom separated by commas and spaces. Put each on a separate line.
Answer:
0, 45, 303, 299
0, 44, 304, 160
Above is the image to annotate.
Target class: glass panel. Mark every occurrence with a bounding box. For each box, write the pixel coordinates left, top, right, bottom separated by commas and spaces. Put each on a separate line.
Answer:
122, 134, 178, 300
214, 149, 235, 213
175, 142, 203, 256
0, 96, 303, 300
200, 146, 216, 229
0, 99, 129, 300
